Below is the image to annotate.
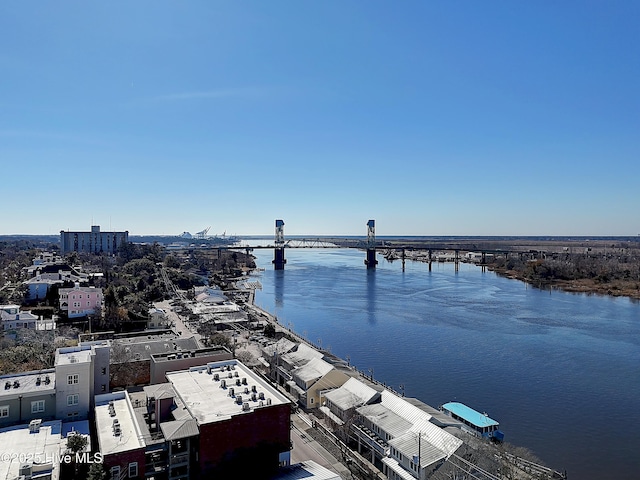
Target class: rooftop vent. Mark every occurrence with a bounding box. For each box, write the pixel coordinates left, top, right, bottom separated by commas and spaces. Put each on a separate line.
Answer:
228, 372, 233, 378
35, 377, 41, 386
266, 398, 272, 405
251, 385, 257, 393
244, 387, 249, 394
251, 393, 257, 402
234, 372, 239, 378
242, 402, 250, 411
236, 395, 243, 404
29, 419, 42, 433
13, 381, 20, 388
229, 387, 235, 397
44, 375, 50, 385
213, 373, 220, 381
258, 392, 265, 400
4, 382, 10, 390
220, 379, 226, 389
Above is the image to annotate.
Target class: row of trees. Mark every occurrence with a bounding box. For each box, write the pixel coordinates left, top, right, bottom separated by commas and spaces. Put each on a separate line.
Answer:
489, 251, 640, 288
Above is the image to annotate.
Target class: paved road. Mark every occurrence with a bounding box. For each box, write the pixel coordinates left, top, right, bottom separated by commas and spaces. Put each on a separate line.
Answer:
154, 299, 203, 347
290, 414, 352, 479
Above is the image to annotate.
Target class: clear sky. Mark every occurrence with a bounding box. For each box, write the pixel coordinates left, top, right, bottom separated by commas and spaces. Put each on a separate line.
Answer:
1, 2, 638, 237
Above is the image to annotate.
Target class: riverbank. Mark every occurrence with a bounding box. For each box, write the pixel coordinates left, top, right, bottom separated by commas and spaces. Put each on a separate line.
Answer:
489, 266, 640, 300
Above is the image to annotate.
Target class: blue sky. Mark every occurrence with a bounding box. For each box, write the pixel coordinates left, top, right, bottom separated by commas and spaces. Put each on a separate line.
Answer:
1, 2, 638, 236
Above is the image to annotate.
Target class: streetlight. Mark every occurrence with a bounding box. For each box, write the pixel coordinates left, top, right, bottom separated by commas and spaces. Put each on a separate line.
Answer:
368, 367, 374, 381
399, 384, 405, 397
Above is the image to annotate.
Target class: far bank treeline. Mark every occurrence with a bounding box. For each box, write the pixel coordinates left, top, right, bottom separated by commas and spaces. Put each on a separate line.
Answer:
486, 246, 640, 299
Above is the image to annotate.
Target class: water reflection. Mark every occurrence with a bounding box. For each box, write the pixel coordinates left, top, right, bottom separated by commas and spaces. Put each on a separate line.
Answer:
366, 268, 376, 324
274, 270, 284, 307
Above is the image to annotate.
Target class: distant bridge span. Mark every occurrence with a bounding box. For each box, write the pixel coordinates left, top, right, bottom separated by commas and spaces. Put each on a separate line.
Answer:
195, 220, 531, 272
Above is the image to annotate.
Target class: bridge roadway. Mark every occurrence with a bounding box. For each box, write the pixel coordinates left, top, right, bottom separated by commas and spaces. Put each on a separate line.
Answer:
205, 239, 522, 256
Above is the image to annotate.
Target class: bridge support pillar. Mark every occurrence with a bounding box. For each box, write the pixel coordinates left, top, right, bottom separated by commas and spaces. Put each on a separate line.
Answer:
273, 248, 286, 270
272, 219, 286, 270
455, 249, 459, 272
364, 220, 378, 269
428, 249, 432, 272
401, 249, 405, 272
365, 249, 378, 269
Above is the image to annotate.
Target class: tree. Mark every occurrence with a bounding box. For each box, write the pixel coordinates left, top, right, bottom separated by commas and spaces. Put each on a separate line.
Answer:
66, 433, 88, 455
264, 323, 276, 338
87, 463, 106, 480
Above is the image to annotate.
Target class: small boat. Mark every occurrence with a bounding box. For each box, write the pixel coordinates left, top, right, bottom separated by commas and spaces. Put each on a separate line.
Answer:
441, 401, 504, 442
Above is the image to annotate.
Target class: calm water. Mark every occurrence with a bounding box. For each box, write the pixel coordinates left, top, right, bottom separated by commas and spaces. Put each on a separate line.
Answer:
252, 248, 640, 480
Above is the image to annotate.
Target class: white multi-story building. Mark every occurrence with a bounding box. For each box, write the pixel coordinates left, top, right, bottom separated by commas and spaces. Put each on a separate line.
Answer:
60, 225, 128, 255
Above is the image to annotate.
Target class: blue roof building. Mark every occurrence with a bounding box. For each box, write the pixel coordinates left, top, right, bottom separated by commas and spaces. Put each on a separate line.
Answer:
441, 402, 504, 441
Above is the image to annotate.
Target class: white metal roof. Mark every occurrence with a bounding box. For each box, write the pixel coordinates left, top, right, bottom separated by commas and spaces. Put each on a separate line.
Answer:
292, 357, 333, 384
281, 343, 323, 368
356, 403, 413, 438
324, 377, 378, 411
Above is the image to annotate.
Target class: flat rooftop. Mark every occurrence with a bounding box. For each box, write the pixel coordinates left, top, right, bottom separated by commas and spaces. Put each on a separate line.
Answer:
56, 347, 93, 366
442, 402, 499, 428
95, 392, 145, 455
0, 420, 63, 480
0, 370, 55, 398
166, 359, 290, 425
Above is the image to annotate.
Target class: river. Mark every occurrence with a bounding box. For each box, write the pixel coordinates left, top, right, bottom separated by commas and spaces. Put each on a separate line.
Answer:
250, 247, 640, 479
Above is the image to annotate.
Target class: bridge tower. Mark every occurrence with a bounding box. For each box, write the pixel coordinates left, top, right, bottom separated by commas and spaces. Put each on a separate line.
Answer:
272, 219, 286, 270
365, 219, 378, 269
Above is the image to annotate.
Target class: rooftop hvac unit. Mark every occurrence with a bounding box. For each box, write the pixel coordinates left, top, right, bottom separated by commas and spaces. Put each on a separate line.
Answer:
44, 376, 50, 384
230, 365, 235, 370
241, 377, 247, 385
35, 377, 41, 386
242, 402, 250, 411
229, 388, 234, 397
259, 401, 264, 407
220, 380, 226, 388
251, 385, 257, 393
234, 371, 239, 378
207, 366, 212, 374
228, 372, 233, 378
213, 373, 220, 381
244, 387, 249, 394
4, 382, 10, 390
19, 464, 32, 477
236, 379, 241, 386
236, 395, 243, 404
251, 393, 257, 402
29, 419, 42, 433
266, 398, 272, 405
258, 392, 265, 400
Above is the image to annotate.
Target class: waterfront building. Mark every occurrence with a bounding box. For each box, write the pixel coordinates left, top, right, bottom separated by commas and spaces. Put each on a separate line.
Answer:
288, 357, 350, 409
321, 377, 380, 425
353, 391, 463, 479
60, 225, 128, 255
441, 401, 504, 441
